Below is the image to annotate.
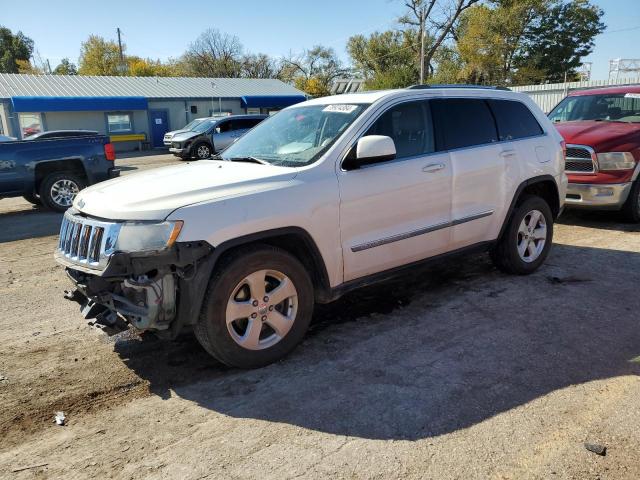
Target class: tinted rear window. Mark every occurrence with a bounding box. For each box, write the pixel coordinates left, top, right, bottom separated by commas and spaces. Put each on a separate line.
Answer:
488, 100, 543, 140
431, 99, 498, 150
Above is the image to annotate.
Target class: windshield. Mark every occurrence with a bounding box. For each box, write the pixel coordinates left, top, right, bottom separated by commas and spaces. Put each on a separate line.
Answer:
184, 119, 205, 130
549, 93, 640, 123
220, 104, 369, 167
191, 119, 217, 133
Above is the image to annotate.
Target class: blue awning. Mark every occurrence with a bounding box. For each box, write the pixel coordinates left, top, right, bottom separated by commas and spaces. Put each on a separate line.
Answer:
241, 95, 306, 109
11, 96, 148, 112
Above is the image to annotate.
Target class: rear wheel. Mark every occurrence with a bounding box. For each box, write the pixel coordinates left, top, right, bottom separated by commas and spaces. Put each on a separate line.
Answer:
491, 195, 553, 275
195, 245, 314, 368
39, 172, 86, 212
621, 179, 640, 222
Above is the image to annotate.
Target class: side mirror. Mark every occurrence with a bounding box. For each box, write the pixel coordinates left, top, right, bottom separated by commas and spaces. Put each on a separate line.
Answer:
343, 135, 396, 171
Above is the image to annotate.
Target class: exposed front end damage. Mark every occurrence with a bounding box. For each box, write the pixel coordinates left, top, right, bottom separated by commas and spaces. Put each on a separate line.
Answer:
59, 241, 215, 338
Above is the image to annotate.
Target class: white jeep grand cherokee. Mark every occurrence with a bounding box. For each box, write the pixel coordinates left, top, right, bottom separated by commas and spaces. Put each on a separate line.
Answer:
55, 85, 567, 368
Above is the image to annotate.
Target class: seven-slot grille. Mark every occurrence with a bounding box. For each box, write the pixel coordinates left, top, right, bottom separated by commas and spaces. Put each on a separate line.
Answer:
56, 212, 120, 269
565, 145, 596, 174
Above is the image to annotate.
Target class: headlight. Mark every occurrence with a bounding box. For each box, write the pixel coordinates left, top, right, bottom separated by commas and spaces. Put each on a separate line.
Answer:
114, 221, 183, 252
596, 152, 636, 170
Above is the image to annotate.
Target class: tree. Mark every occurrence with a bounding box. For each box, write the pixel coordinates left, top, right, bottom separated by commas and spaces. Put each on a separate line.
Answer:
347, 30, 419, 89
53, 58, 78, 75
398, 0, 481, 80
281, 46, 346, 97
78, 35, 123, 75
0, 26, 34, 73
519, 0, 605, 82
182, 29, 243, 77
240, 53, 281, 79
127, 56, 180, 77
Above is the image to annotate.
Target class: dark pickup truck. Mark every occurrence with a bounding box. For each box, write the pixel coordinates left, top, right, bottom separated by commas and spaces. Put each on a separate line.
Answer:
0, 134, 118, 212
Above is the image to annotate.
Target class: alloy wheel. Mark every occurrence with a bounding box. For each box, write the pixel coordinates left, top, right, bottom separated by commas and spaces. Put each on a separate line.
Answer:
517, 209, 547, 263
225, 269, 298, 350
50, 179, 79, 208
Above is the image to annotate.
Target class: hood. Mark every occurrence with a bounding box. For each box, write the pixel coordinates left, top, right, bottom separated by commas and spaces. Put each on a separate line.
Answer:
172, 130, 203, 142
165, 128, 189, 137
74, 161, 297, 221
555, 120, 640, 152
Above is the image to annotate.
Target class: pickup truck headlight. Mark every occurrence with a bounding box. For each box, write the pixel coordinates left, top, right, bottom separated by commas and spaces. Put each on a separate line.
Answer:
114, 221, 183, 252
597, 152, 636, 171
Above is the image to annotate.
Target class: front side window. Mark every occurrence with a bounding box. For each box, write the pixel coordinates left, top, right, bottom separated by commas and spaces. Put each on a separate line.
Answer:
19, 112, 43, 138
365, 101, 433, 159
489, 100, 543, 140
549, 93, 640, 123
107, 113, 132, 133
220, 104, 369, 167
431, 99, 498, 150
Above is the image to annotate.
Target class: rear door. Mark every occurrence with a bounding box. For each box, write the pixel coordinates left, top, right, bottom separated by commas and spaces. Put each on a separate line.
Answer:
431, 98, 510, 249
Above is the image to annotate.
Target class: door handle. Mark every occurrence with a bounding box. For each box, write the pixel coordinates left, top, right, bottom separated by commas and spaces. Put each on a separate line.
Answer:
500, 150, 516, 159
422, 163, 445, 173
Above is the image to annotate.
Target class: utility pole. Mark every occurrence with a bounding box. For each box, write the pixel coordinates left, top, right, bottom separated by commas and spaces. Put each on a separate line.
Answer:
419, 6, 426, 84
116, 27, 127, 74
46, 59, 51, 74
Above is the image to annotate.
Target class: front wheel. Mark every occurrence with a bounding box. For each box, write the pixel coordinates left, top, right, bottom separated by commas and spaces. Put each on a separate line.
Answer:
39, 172, 86, 212
621, 179, 640, 223
194, 143, 212, 160
491, 195, 553, 275
195, 245, 314, 368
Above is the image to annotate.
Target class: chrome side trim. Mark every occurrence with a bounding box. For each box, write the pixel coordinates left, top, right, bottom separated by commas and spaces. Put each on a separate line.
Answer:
351, 210, 494, 252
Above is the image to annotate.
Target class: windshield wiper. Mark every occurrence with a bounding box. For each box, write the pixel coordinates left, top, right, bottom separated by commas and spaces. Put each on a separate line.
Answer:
227, 156, 270, 165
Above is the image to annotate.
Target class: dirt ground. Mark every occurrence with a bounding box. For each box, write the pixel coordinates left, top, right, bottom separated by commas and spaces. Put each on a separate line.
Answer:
1, 153, 640, 479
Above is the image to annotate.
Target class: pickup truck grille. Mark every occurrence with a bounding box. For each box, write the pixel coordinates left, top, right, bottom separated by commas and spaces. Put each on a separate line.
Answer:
56, 211, 121, 270
565, 145, 596, 174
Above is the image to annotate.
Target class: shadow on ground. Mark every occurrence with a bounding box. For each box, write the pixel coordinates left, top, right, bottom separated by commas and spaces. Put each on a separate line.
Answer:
0, 205, 61, 243
558, 209, 640, 233
115, 241, 640, 441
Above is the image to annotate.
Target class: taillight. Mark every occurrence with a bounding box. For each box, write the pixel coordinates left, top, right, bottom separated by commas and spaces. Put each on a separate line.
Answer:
104, 142, 116, 161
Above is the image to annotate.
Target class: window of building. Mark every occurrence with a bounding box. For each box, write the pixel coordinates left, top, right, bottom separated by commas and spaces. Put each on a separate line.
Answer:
365, 101, 433, 159
106, 113, 133, 133
18, 112, 43, 138
431, 99, 498, 150
488, 100, 543, 141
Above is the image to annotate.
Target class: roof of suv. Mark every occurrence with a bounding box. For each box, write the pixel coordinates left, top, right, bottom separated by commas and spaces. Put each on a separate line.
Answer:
303, 85, 529, 106
568, 85, 640, 96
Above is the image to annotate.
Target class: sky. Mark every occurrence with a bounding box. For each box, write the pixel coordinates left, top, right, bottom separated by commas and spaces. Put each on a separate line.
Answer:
1, 0, 639, 81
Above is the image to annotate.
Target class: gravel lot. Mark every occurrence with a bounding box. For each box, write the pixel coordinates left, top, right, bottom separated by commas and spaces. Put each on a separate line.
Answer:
1, 152, 640, 479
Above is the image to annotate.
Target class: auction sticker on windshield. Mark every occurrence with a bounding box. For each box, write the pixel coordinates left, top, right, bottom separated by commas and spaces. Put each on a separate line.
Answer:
323, 104, 359, 114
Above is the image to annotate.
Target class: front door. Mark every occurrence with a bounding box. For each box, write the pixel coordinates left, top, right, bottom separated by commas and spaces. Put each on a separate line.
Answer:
338, 100, 452, 282
150, 110, 169, 148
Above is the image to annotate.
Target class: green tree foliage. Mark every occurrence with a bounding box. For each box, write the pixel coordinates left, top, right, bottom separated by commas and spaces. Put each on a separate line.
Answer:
78, 35, 123, 75
519, 0, 605, 82
281, 46, 345, 96
456, 0, 604, 85
347, 30, 419, 89
53, 58, 78, 75
0, 26, 34, 73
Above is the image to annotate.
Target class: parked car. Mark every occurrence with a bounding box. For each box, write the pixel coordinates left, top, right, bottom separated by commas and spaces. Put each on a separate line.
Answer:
26, 130, 98, 140
169, 114, 267, 160
56, 86, 566, 368
0, 135, 118, 211
163, 118, 208, 147
549, 86, 640, 221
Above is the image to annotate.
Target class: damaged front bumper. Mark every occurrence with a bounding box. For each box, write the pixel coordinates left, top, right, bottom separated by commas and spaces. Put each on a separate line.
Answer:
59, 241, 216, 338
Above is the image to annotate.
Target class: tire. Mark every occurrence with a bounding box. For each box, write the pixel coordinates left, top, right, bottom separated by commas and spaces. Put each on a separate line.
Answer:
39, 172, 86, 212
194, 245, 314, 368
621, 179, 640, 222
22, 191, 42, 206
193, 143, 212, 160
490, 195, 554, 275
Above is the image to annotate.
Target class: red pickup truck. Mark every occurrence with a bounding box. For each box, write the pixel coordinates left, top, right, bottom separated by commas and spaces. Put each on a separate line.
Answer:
549, 86, 640, 221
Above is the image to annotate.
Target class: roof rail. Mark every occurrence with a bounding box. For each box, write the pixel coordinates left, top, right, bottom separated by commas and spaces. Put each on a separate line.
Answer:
407, 84, 511, 91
